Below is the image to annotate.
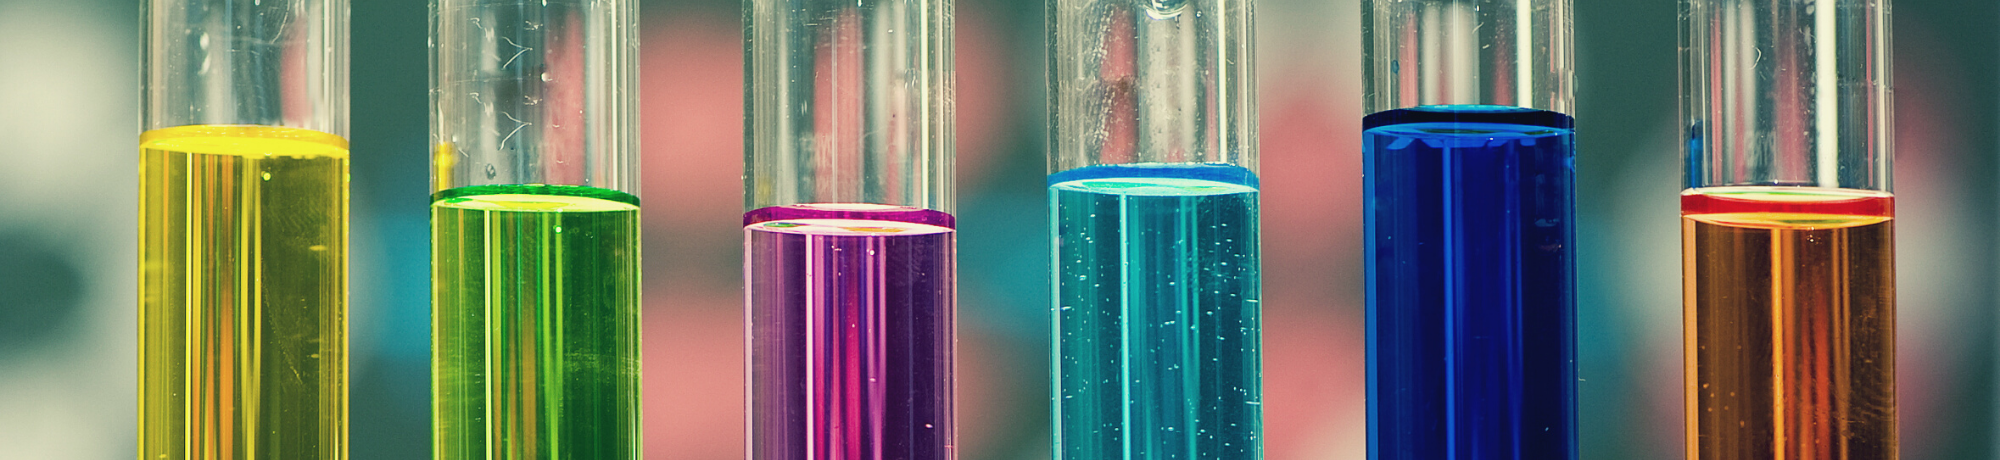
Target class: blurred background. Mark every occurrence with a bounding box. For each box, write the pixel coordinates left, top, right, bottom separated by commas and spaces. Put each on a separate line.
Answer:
0, 0, 1995, 458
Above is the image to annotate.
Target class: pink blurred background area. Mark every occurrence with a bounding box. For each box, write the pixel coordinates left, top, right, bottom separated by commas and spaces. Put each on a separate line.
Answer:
1, 0, 1998, 458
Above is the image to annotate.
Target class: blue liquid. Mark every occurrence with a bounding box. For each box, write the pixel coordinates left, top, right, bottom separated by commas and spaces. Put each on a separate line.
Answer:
1050, 163, 1262, 460
1364, 106, 1576, 459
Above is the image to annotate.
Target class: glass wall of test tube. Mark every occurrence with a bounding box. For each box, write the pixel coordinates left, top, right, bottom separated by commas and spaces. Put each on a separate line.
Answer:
743, 0, 958, 458
1046, 0, 1263, 458
1362, 0, 1577, 458
1680, 0, 1896, 457
429, 0, 643, 458
140, 0, 350, 458
431, 0, 639, 195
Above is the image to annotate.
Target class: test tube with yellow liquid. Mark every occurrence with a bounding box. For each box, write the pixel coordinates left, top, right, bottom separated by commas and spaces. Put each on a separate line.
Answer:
139, 0, 350, 458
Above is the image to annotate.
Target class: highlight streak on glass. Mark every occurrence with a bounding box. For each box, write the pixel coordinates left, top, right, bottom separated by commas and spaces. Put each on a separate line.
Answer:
1050, 163, 1263, 460
431, 184, 642, 459
1364, 106, 1577, 459
746, 204, 956, 460
139, 124, 349, 460
1682, 187, 1895, 460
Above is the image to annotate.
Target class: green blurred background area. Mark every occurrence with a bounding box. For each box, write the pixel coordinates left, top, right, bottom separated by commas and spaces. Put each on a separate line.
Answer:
0, 0, 1995, 458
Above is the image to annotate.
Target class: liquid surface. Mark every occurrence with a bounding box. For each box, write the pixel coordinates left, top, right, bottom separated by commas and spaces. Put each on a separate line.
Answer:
1683, 188, 1896, 460
139, 125, 349, 460
1364, 107, 1577, 459
1049, 163, 1263, 460
431, 184, 642, 460
746, 205, 956, 460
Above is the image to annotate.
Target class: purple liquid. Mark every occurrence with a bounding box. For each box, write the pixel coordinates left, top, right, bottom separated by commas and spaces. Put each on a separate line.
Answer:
746, 204, 957, 460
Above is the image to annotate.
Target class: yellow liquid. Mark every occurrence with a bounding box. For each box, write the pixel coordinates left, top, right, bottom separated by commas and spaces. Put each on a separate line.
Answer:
140, 125, 349, 460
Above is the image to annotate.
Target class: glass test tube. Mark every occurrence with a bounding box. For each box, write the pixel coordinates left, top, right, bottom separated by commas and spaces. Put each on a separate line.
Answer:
1046, 0, 1262, 458
744, 0, 955, 457
1362, 0, 1576, 458
140, 0, 349, 458
1680, 0, 1894, 457
430, 0, 641, 458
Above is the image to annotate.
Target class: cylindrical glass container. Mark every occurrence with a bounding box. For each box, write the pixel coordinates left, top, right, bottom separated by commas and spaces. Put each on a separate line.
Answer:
1046, 0, 1262, 458
1680, 0, 1894, 457
744, 0, 956, 458
429, 0, 641, 458
139, 1, 349, 458
1362, 0, 1577, 458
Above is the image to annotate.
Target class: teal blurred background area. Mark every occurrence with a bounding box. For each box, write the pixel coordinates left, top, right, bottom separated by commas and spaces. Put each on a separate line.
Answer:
0, 0, 1996, 458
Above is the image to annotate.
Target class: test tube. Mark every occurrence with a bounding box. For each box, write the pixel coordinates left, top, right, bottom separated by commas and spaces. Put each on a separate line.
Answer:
1047, 0, 1261, 458
1362, 0, 1576, 457
1680, 0, 1894, 457
430, 0, 641, 458
744, 0, 956, 458
139, 0, 349, 458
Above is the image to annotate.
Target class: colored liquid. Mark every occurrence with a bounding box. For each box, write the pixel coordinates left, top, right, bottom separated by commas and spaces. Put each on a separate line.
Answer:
745, 204, 956, 460
1682, 187, 1896, 460
431, 184, 643, 460
139, 125, 349, 459
1363, 106, 1577, 459
1048, 163, 1263, 460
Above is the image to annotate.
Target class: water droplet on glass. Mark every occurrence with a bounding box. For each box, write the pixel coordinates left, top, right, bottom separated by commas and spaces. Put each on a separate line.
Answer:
485, 164, 499, 179
1146, 0, 1187, 18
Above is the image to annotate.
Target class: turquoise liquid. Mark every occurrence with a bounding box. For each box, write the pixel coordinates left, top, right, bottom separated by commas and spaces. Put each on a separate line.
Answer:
1050, 163, 1263, 460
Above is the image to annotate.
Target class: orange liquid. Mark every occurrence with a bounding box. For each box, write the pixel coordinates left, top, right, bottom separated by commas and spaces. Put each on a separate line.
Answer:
1683, 187, 1895, 460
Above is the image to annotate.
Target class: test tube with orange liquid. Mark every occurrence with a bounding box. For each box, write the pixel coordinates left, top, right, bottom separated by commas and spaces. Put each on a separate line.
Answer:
1681, 0, 1897, 457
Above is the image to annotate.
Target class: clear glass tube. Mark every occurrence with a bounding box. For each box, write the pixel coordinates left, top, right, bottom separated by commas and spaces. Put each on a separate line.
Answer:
139, 0, 349, 458
429, 0, 642, 458
1362, 1, 1577, 458
1046, 0, 1262, 458
743, 0, 956, 458
1680, 0, 1895, 457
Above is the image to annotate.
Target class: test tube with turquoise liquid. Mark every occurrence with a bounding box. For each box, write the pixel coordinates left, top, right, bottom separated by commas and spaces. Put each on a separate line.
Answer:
1048, 0, 1262, 457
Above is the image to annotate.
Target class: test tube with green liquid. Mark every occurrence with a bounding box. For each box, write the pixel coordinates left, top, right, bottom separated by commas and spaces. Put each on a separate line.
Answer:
429, 0, 642, 458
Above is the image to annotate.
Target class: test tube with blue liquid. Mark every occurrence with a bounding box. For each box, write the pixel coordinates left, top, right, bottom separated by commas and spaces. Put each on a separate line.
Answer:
744, 0, 957, 458
1363, 0, 1576, 458
1048, 0, 1262, 457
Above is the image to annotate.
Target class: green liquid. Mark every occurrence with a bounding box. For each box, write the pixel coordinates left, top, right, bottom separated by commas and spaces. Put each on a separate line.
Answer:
431, 184, 642, 460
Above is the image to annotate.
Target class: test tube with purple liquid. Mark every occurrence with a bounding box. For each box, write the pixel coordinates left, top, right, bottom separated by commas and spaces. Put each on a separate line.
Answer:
743, 0, 957, 458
